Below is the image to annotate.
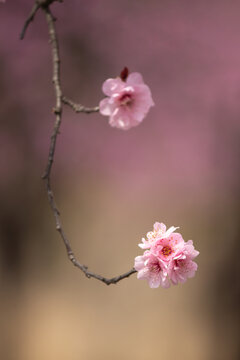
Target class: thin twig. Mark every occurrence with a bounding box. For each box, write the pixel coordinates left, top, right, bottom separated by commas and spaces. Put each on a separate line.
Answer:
62, 96, 99, 114
22, 2, 136, 285
20, 1, 41, 39
20, 0, 61, 40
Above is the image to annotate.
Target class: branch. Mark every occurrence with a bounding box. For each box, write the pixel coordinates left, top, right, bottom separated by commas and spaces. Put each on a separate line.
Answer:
41, 6, 62, 180
21, 2, 136, 285
20, 0, 61, 40
62, 96, 99, 114
20, 1, 41, 39
46, 169, 137, 285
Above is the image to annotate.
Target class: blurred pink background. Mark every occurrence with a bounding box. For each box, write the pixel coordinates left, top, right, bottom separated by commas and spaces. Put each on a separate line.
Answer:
0, 1, 239, 359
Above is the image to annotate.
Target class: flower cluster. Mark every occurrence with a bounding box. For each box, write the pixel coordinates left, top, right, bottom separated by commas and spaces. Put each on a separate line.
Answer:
99, 67, 154, 130
134, 222, 199, 288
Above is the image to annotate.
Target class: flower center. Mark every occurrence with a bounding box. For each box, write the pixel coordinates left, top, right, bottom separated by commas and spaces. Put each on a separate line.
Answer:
176, 259, 185, 267
119, 93, 133, 106
150, 263, 161, 273
161, 246, 172, 257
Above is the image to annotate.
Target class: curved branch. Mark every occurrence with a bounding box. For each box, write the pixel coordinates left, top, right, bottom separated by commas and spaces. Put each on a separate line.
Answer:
21, 2, 136, 285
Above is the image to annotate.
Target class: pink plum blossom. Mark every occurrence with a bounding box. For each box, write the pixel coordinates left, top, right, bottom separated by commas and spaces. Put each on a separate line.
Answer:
151, 232, 185, 262
134, 222, 199, 289
139, 221, 179, 249
168, 240, 199, 285
134, 251, 170, 288
99, 68, 154, 130
168, 256, 198, 285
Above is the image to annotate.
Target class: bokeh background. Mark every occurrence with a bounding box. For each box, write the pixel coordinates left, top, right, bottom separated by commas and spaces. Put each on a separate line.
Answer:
0, 0, 240, 359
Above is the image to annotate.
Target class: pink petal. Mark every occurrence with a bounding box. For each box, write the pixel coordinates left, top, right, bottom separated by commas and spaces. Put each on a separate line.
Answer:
109, 107, 134, 130
137, 268, 149, 280
154, 222, 166, 233
161, 278, 171, 289
99, 98, 115, 116
148, 273, 161, 288
184, 240, 200, 259
134, 256, 145, 271
127, 72, 144, 85
133, 84, 155, 106
102, 78, 124, 96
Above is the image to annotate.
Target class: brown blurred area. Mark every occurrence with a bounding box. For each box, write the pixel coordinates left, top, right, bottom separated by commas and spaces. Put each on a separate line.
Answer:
0, 1, 240, 359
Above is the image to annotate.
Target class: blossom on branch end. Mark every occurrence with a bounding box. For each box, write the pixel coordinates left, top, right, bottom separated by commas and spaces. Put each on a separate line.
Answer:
99, 68, 154, 130
134, 222, 199, 289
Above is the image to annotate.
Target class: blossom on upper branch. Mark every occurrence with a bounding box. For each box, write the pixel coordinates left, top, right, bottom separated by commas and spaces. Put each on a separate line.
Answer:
99, 67, 154, 130
134, 222, 199, 288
